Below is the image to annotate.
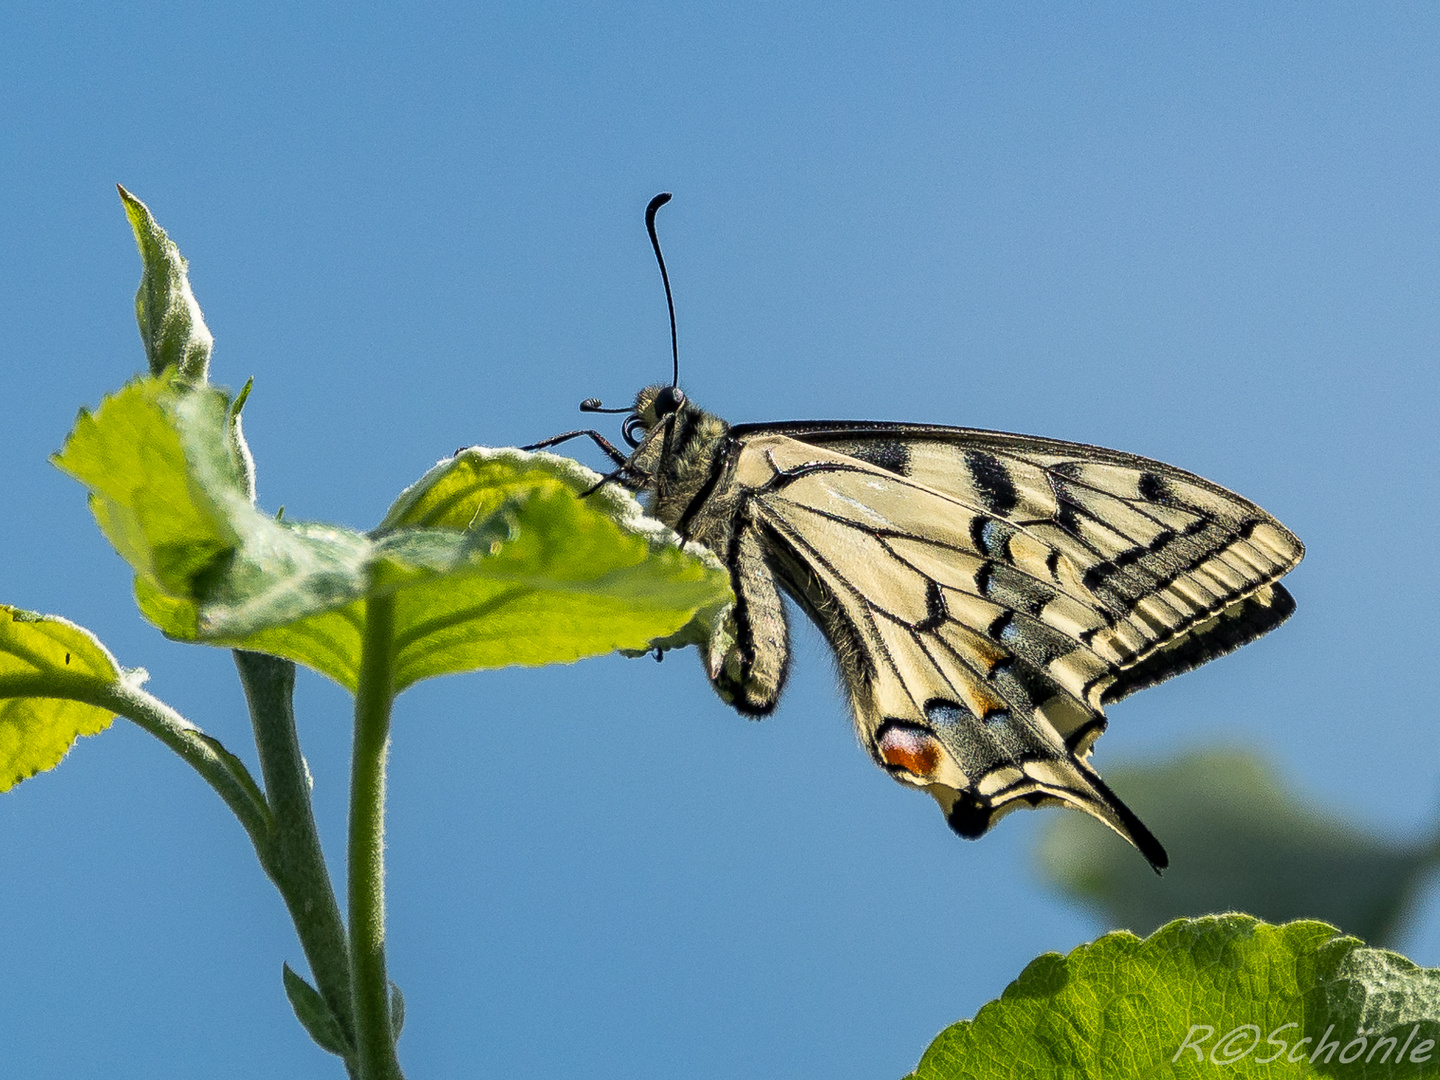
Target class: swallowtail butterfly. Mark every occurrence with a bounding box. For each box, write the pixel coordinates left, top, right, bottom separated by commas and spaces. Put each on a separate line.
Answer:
530, 195, 1303, 871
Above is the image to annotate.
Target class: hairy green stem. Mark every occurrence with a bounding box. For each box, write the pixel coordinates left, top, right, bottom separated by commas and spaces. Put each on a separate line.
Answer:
233, 650, 358, 1077
349, 594, 404, 1080
0, 671, 270, 844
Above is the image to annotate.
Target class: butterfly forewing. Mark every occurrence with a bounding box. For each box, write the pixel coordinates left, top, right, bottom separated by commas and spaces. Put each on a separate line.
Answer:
750, 423, 1302, 684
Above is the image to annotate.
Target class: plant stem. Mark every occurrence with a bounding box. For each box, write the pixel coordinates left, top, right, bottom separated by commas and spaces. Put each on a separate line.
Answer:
233, 650, 358, 1077
349, 593, 404, 1080
0, 671, 270, 845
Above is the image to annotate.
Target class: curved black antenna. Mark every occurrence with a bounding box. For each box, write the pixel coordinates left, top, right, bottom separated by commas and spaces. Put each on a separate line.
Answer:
645, 192, 679, 387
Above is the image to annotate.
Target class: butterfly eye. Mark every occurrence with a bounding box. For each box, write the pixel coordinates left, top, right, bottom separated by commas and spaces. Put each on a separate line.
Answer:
622, 414, 648, 448
653, 386, 686, 417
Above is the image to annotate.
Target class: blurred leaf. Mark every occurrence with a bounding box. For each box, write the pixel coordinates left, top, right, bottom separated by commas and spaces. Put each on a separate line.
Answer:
0, 606, 128, 791
1037, 750, 1438, 946
388, 981, 404, 1041
908, 915, 1440, 1079
117, 185, 212, 382
54, 377, 733, 694
282, 963, 352, 1058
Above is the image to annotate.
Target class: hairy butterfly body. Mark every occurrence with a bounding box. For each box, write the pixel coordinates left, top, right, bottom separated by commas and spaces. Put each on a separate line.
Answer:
531, 196, 1303, 871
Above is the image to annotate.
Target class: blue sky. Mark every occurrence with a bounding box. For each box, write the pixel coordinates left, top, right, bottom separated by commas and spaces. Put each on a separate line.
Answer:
3, 3, 1439, 1077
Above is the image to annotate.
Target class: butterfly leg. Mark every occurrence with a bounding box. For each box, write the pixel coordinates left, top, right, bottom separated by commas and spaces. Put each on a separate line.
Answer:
521, 429, 630, 467
579, 463, 653, 497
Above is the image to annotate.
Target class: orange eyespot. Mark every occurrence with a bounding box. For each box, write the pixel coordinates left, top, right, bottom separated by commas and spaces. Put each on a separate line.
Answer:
877, 726, 942, 778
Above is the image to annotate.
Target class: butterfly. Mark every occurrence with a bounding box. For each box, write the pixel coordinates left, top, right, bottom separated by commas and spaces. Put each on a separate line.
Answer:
528, 195, 1303, 871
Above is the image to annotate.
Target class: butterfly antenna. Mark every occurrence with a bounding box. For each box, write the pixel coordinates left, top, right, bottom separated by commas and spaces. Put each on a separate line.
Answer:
645, 192, 679, 387
579, 398, 630, 414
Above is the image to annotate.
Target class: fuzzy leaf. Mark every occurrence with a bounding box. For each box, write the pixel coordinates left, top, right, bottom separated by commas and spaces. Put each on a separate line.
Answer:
282, 963, 352, 1058
117, 185, 212, 382
374, 448, 731, 691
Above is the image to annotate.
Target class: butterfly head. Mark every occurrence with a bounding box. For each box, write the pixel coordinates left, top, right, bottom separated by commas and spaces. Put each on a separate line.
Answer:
623, 383, 688, 449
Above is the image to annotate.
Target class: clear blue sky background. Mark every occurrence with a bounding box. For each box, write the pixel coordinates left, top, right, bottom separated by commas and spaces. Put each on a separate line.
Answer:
3, 3, 1439, 1078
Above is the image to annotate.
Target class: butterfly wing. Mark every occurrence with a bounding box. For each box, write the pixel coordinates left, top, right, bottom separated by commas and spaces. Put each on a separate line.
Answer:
706, 422, 1302, 870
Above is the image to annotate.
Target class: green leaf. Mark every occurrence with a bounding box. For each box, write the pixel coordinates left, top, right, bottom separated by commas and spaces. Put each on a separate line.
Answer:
0, 606, 127, 791
374, 447, 732, 691
117, 185, 212, 383
282, 963, 352, 1058
1036, 750, 1438, 946
54, 376, 733, 693
908, 916, 1440, 1079
53, 377, 243, 635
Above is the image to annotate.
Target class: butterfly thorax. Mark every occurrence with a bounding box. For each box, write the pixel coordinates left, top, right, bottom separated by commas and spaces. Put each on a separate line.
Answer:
629, 385, 734, 538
